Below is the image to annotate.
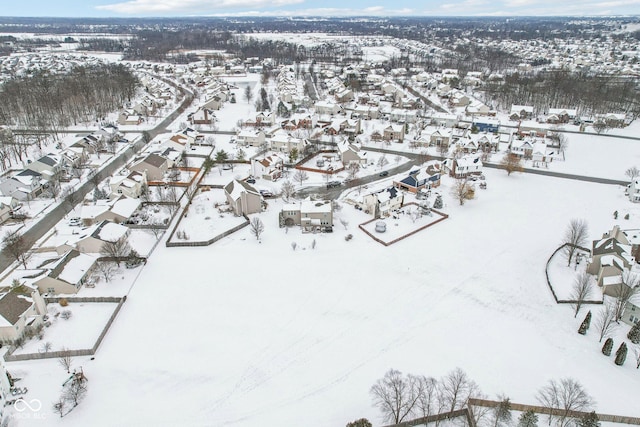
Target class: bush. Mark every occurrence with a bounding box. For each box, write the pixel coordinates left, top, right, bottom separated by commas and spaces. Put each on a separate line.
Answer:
61, 310, 72, 320
628, 322, 640, 344
602, 338, 613, 356
59, 298, 69, 307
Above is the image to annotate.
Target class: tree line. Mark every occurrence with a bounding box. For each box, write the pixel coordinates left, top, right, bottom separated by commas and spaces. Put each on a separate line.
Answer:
0, 62, 136, 129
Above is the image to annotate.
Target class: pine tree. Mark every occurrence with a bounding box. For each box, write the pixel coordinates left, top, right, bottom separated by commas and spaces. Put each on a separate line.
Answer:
602, 338, 614, 356
433, 194, 443, 209
583, 311, 592, 330
627, 322, 640, 344
579, 411, 599, 427
518, 410, 538, 427
615, 342, 628, 366
578, 317, 589, 335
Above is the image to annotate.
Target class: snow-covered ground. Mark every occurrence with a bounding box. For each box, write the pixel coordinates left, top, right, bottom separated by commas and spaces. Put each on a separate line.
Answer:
7, 166, 640, 427
13, 302, 118, 355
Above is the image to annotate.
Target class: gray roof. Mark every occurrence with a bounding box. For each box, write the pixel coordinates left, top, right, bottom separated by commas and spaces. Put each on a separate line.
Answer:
37, 155, 57, 167
0, 291, 32, 325
143, 153, 168, 168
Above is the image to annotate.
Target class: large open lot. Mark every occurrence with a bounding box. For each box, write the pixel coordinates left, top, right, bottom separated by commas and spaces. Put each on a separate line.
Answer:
10, 167, 640, 426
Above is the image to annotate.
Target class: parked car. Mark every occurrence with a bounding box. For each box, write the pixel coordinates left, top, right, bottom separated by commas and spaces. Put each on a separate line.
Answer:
259, 190, 273, 197
326, 181, 341, 189
245, 178, 256, 184
68, 217, 82, 226
379, 171, 389, 177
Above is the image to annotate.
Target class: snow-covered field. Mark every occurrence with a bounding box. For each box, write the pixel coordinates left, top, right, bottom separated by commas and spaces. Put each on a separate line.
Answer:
13, 302, 118, 355
8, 167, 640, 427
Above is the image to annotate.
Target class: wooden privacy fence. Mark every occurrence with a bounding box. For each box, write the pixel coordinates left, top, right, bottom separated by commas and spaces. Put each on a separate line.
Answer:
4, 296, 126, 362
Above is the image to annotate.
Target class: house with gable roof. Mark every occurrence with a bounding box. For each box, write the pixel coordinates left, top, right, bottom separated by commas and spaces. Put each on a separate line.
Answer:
0, 286, 47, 345
109, 170, 147, 199
627, 178, 640, 203
587, 226, 636, 296
280, 200, 333, 232
363, 187, 404, 218
57, 220, 131, 255
0, 169, 44, 201
337, 139, 365, 165
34, 249, 97, 295
129, 153, 173, 181
251, 154, 284, 181
224, 180, 263, 216
26, 153, 65, 180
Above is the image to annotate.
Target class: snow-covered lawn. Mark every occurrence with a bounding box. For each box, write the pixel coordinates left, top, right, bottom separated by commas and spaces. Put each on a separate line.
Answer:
546, 247, 599, 302
359, 204, 447, 245
169, 189, 247, 243
8, 167, 640, 427
12, 302, 118, 355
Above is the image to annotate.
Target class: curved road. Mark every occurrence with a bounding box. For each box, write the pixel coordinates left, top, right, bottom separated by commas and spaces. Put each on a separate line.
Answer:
0, 80, 195, 274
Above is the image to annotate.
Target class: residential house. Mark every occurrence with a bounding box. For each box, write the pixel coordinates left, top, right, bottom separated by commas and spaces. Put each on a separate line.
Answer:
394, 169, 429, 194
188, 108, 215, 126
431, 113, 459, 128
510, 138, 535, 159
34, 250, 97, 295
472, 118, 500, 133
337, 139, 365, 165
251, 155, 284, 181
628, 178, 640, 203
57, 220, 131, 255
444, 156, 483, 178
0, 196, 19, 224
0, 286, 47, 345
129, 153, 173, 181
118, 112, 143, 126
109, 170, 147, 199
510, 105, 534, 121
547, 108, 577, 124
0, 170, 44, 201
270, 131, 307, 154
383, 124, 405, 142
202, 95, 223, 111
587, 226, 635, 296
362, 187, 404, 218
315, 101, 342, 116
81, 197, 141, 226
430, 129, 452, 147
236, 130, 266, 147
622, 302, 640, 326
26, 153, 64, 181
224, 180, 263, 216
280, 200, 333, 232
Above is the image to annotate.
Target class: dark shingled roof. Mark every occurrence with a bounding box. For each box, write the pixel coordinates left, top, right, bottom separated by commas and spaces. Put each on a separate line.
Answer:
0, 292, 32, 325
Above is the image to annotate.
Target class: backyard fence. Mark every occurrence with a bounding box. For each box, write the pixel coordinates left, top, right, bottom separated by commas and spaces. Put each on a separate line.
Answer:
545, 243, 601, 305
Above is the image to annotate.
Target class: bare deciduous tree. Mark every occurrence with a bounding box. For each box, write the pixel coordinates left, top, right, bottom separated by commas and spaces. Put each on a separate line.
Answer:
536, 378, 594, 427
59, 351, 72, 373
562, 219, 589, 267
2, 230, 31, 269
250, 217, 264, 241
64, 378, 88, 407
415, 376, 439, 421
440, 367, 480, 412
96, 261, 117, 283
571, 272, 593, 318
347, 162, 361, 181
595, 301, 617, 343
53, 398, 66, 418
625, 166, 640, 180
370, 369, 423, 425
280, 180, 295, 201
293, 169, 309, 186
451, 179, 475, 206
612, 272, 640, 322
100, 236, 132, 266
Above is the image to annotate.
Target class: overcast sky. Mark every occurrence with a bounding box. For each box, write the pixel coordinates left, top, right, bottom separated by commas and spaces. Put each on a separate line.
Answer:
2, 0, 640, 17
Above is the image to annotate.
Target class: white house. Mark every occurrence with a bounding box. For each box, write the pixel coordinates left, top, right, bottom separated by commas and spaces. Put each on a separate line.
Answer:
628, 178, 640, 203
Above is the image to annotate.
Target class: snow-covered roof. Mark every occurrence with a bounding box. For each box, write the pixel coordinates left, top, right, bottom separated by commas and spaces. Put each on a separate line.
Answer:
110, 198, 141, 218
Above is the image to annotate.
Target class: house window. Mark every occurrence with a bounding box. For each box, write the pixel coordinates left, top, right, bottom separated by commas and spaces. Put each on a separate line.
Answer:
47, 287, 55, 294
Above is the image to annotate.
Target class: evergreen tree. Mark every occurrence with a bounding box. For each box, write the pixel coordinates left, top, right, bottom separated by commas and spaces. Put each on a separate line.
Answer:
615, 342, 628, 366
583, 311, 592, 330
518, 410, 538, 427
627, 322, 640, 344
579, 411, 599, 427
433, 194, 443, 209
578, 317, 589, 335
602, 338, 614, 356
